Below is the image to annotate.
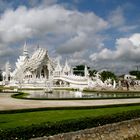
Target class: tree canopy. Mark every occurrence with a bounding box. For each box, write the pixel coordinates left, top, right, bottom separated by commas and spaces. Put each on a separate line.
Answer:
0, 70, 2, 81
100, 71, 116, 82
73, 66, 117, 82
129, 71, 140, 80
89, 69, 97, 77
73, 65, 86, 76
73, 65, 97, 77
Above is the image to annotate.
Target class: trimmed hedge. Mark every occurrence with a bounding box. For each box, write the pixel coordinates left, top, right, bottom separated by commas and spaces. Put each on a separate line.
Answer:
11, 92, 29, 99
0, 85, 3, 92
0, 109, 140, 140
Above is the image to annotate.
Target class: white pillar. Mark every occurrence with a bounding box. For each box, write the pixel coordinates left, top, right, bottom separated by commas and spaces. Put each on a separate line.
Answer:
5, 62, 10, 82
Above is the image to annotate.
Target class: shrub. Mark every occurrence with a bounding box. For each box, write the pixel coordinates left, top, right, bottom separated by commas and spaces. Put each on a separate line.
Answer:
0, 86, 3, 92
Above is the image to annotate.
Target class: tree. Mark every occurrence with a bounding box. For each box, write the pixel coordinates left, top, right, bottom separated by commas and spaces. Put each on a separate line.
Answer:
0, 70, 2, 81
89, 69, 97, 77
73, 65, 90, 76
100, 71, 116, 82
73, 65, 84, 76
129, 71, 140, 80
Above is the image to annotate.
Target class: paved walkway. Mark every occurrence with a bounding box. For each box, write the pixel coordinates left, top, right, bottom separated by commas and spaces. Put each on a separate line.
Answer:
0, 93, 140, 110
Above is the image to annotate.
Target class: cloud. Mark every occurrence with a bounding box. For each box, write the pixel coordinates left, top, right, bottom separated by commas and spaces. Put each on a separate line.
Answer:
118, 25, 138, 32
68, 50, 89, 66
57, 32, 87, 54
0, 5, 108, 44
129, 33, 140, 46
0, 3, 109, 68
108, 7, 125, 28
1, 1, 138, 75
57, 32, 105, 54
108, 5, 139, 33
90, 33, 140, 62
90, 33, 140, 73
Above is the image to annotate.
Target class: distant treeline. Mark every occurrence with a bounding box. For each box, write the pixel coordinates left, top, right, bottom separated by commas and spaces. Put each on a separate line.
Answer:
129, 71, 140, 80
73, 65, 140, 81
73, 65, 116, 82
0, 69, 2, 81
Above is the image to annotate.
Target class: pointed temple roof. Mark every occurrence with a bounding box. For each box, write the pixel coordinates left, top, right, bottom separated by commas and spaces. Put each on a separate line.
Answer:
23, 48, 50, 71
55, 58, 62, 72
63, 59, 70, 72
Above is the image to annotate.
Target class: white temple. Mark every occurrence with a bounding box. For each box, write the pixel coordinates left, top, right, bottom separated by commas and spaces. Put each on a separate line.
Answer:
2, 43, 116, 90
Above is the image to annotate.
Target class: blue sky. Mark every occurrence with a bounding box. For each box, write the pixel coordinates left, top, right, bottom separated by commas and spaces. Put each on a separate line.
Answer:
0, 0, 140, 73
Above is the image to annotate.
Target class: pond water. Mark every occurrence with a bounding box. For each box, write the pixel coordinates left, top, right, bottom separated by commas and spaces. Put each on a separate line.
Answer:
23, 90, 140, 99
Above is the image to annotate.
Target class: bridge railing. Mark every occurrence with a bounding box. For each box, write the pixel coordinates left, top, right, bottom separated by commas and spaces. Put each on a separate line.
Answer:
53, 75, 88, 83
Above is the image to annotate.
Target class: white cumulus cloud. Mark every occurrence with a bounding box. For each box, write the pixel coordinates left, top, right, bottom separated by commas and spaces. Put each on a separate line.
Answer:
0, 3, 108, 68
108, 7, 125, 28
90, 33, 140, 73
129, 33, 140, 46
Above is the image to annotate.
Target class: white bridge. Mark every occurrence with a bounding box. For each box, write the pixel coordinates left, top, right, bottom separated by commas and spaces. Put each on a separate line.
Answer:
53, 75, 89, 88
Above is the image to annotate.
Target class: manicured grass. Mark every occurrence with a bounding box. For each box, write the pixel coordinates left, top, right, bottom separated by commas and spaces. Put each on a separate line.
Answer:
1, 105, 140, 130
11, 92, 29, 99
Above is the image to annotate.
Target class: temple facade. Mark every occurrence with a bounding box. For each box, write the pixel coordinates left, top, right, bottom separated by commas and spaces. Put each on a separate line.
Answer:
2, 43, 93, 89
2, 43, 117, 90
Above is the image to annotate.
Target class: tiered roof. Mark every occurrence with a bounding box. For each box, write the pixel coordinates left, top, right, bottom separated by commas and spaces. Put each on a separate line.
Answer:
24, 48, 49, 71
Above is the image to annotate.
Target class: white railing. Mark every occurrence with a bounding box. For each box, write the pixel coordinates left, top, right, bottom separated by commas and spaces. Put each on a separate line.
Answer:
53, 75, 88, 85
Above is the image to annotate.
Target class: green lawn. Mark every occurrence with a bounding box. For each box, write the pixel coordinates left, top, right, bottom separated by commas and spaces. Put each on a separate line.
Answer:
1, 105, 140, 130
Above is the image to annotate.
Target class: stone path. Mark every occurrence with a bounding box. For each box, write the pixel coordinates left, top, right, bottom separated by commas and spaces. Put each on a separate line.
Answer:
0, 93, 140, 110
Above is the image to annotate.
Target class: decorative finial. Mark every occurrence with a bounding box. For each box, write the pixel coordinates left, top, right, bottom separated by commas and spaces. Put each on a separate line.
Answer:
65, 58, 68, 65
23, 41, 28, 57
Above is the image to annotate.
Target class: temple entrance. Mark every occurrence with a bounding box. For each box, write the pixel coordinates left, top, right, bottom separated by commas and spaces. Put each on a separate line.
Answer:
41, 65, 49, 79
36, 65, 49, 79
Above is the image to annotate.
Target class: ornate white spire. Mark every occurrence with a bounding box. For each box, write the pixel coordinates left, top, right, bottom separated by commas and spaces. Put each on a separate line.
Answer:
55, 58, 62, 72
63, 59, 70, 73
23, 41, 28, 57
5, 61, 11, 81
84, 65, 89, 77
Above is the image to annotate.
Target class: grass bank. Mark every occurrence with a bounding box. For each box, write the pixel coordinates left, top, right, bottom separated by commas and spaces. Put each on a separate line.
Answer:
1, 105, 140, 139
1, 105, 140, 129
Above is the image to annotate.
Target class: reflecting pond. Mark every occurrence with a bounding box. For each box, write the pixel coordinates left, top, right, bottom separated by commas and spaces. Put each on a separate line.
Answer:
22, 90, 140, 99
